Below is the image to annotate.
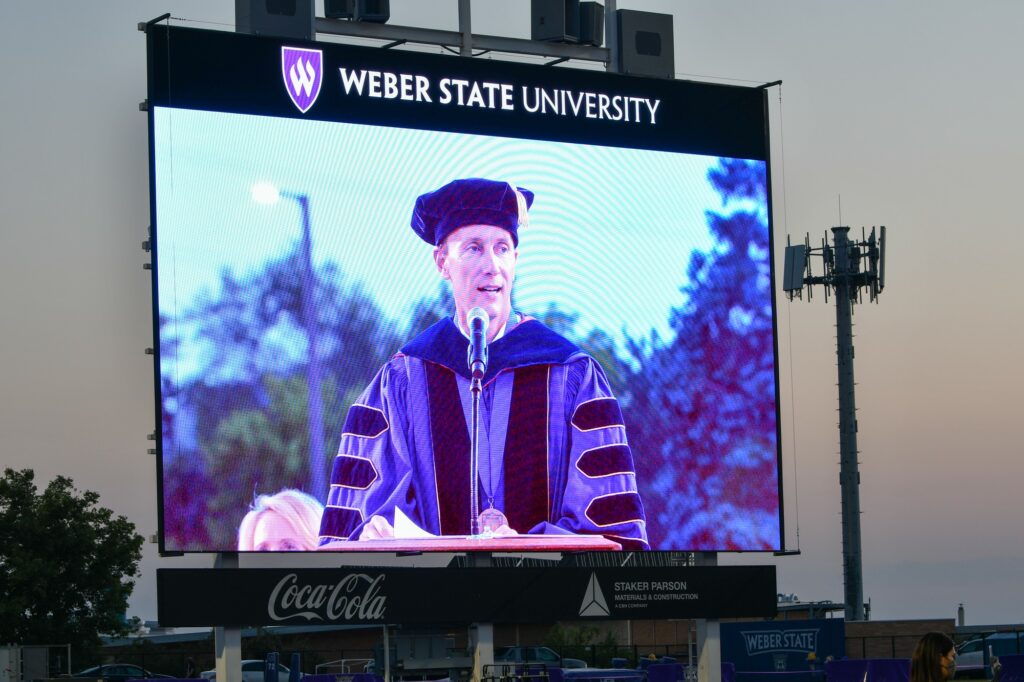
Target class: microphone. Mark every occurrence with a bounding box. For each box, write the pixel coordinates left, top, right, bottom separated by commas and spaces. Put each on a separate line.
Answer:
467, 307, 489, 380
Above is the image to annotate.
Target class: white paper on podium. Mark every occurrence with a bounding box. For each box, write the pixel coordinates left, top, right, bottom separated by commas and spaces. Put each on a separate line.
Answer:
393, 507, 438, 539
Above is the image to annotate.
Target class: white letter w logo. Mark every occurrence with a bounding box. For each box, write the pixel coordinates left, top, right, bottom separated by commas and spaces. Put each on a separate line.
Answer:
290, 58, 316, 97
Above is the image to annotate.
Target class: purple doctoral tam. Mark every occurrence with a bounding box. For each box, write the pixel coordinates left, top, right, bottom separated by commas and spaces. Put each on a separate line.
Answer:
411, 178, 534, 246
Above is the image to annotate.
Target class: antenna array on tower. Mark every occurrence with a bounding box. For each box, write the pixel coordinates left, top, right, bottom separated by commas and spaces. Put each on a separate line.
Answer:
783, 225, 886, 303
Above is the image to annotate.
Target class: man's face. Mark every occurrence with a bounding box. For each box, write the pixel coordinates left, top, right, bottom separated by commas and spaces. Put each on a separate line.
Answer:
434, 223, 517, 340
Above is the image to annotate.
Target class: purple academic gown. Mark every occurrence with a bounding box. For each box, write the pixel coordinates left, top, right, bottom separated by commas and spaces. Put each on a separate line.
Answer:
318, 316, 648, 550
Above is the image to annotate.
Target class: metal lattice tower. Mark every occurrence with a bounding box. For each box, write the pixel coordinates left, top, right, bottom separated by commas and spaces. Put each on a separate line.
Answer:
783, 225, 887, 621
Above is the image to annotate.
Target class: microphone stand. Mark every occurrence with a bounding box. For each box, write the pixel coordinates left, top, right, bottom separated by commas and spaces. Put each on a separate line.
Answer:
469, 374, 481, 537
466, 308, 488, 538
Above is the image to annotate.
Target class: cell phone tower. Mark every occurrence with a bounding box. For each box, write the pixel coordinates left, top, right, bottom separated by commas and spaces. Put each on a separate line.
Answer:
783, 225, 887, 622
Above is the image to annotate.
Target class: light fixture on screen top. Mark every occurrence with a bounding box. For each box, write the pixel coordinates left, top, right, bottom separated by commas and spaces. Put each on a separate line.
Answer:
236, 0, 315, 40
324, 0, 391, 23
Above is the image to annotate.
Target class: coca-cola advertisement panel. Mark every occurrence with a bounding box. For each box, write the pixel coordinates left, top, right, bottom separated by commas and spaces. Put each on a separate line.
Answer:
157, 566, 777, 625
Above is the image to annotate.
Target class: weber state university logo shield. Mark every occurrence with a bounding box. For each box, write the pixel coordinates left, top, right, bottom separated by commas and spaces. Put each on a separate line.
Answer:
281, 47, 323, 113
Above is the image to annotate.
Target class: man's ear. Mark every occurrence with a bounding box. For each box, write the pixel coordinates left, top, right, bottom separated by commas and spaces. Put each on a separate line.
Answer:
433, 244, 449, 279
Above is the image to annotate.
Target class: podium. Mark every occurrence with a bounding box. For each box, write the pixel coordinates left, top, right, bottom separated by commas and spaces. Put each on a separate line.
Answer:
319, 534, 622, 552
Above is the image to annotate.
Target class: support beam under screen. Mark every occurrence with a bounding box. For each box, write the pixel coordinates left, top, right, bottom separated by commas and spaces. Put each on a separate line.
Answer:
468, 553, 494, 682
214, 553, 242, 682
695, 552, 722, 682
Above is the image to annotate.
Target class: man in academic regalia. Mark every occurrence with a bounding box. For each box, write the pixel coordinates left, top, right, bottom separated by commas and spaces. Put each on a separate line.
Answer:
318, 178, 648, 550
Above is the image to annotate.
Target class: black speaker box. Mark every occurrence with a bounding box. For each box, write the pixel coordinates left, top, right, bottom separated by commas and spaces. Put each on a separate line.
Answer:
578, 2, 604, 46
616, 9, 674, 78
325, 0, 389, 22
235, 0, 313, 39
356, 0, 390, 23
324, 0, 354, 19
532, 0, 581, 43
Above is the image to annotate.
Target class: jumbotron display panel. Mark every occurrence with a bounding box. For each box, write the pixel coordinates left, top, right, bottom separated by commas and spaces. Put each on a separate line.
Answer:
148, 24, 782, 553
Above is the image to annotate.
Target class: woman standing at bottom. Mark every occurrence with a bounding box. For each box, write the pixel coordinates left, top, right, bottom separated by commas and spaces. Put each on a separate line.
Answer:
911, 632, 957, 682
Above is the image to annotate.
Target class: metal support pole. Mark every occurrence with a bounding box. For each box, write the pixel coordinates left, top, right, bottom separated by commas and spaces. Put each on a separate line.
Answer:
469, 376, 481, 536
468, 553, 494, 682
605, 0, 618, 72
294, 194, 326, 500
458, 0, 472, 56
382, 625, 391, 682
214, 553, 242, 682
694, 552, 721, 682
832, 226, 865, 621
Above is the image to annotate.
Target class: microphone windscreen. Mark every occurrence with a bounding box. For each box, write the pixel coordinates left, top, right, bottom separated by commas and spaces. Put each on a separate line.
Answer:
467, 307, 489, 333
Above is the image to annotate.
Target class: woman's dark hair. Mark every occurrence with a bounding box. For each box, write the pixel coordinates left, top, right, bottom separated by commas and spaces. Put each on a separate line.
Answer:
911, 631, 955, 682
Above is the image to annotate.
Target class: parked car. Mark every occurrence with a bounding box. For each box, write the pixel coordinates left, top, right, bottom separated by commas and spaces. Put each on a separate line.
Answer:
957, 638, 986, 678
200, 660, 291, 682
494, 646, 587, 669
73, 665, 173, 682
957, 633, 1024, 679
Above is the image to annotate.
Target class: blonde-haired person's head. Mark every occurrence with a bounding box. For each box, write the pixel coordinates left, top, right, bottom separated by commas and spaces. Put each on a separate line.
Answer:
237, 489, 324, 551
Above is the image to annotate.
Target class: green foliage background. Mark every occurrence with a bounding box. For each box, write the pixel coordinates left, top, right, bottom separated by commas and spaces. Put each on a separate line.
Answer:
0, 468, 144, 661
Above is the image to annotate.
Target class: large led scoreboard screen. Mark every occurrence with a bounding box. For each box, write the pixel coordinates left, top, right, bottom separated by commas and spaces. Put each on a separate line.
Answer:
148, 24, 782, 554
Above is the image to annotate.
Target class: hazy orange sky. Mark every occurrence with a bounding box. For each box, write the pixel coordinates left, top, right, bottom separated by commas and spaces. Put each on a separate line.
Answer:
1, 1, 1021, 626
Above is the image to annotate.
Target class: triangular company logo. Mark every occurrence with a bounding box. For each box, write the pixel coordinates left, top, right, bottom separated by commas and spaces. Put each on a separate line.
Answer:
579, 572, 610, 617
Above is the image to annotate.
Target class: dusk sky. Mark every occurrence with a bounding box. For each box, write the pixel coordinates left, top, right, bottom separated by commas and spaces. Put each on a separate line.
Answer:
1, 1, 1021, 626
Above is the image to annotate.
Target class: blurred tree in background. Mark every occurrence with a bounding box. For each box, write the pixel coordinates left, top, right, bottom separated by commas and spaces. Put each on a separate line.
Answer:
161, 247, 400, 549
0, 469, 144, 658
623, 158, 778, 549
406, 282, 454, 339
